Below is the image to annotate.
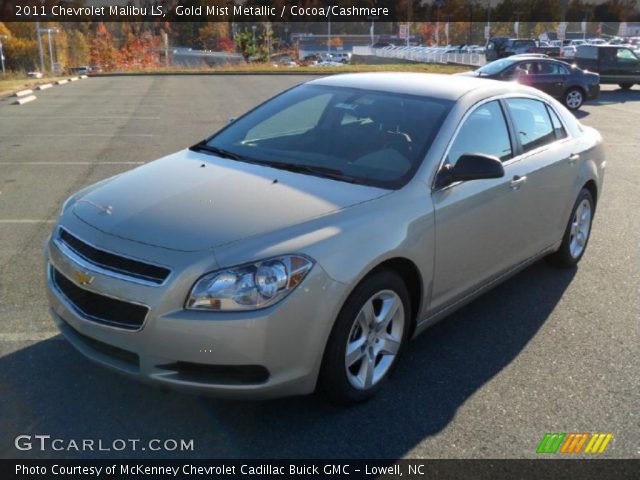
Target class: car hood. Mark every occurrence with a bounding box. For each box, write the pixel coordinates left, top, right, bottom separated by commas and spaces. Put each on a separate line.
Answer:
72, 149, 388, 252
455, 70, 479, 77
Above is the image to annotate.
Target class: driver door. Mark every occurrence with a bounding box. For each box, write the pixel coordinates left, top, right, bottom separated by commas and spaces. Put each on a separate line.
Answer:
430, 100, 530, 313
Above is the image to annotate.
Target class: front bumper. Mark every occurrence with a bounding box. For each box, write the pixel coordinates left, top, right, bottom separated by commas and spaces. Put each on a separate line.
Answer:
587, 83, 601, 100
45, 226, 346, 400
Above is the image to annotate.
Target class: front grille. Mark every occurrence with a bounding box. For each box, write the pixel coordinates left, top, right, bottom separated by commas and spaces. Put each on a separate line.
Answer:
52, 267, 148, 330
58, 228, 170, 285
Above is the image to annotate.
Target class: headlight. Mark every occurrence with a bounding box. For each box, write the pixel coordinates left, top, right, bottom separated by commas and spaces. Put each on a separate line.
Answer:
186, 255, 314, 311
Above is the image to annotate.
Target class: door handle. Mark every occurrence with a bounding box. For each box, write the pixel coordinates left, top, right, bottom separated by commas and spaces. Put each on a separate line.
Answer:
568, 153, 580, 165
510, 175, 527, 190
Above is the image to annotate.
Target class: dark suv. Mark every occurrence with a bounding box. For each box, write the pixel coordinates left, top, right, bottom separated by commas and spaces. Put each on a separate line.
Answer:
486, 38, 537, 61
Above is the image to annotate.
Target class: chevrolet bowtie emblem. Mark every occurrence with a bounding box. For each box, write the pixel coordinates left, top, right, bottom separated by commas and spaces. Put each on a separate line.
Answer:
74, 271, 94, 286
78, 199, 113, 215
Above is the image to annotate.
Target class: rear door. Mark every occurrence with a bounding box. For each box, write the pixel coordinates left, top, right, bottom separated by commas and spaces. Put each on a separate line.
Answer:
502, 98, 578, 254
530, 61, 567, 97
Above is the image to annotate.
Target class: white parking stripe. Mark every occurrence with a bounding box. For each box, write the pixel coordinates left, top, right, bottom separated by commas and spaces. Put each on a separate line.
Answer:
0, 161, 144, 165
0, 219, 56, 224
0, 332, 61, 342
0, 133, 153, 137
1, 115, 160, 120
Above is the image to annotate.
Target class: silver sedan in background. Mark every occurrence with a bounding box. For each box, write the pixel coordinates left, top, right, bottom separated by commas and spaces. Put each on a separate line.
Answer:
46, 73, 605, 403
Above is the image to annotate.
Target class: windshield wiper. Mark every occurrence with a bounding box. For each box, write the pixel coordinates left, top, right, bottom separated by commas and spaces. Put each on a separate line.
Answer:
190, 142, 243, 161
258, 160, 366, 185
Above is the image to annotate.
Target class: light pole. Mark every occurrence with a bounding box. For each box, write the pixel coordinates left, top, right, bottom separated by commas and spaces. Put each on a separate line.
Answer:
36, 26, 59, 73
0, 34, 7, 76
36, 21, 45, 73
514, 12, 524, 39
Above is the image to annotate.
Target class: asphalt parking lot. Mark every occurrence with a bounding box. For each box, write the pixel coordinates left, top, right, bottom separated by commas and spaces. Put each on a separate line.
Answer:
0, 75, 638, 459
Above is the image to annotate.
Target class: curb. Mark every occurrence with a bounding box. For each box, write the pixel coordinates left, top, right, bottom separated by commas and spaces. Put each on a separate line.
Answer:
90, 71, 328, 78
37, 83, 53, 90
80, 75, 88, 79
15, 89, 34, 97
69, 76, 79, 82
13, 95, 37, 105
56, 79, 68, 85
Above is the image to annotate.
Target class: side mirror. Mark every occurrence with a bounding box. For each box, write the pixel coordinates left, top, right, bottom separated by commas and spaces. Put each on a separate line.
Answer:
436, 154, 505, 188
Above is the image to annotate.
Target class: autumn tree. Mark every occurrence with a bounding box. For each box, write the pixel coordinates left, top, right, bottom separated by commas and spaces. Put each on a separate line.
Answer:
198, 22, 230, 50
67, 30, 90, 67
90, 23, 121, 71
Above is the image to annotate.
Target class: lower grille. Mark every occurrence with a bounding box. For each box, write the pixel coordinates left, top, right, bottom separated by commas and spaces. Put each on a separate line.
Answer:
158, 362, 269, 385
58, 316, 140, 369
52, 267, 148, 330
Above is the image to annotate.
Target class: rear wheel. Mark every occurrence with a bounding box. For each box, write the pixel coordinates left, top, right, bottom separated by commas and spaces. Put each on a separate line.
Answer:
318, 270, 410, 404
564, 87, 584, 110
547, 188, 594, 268
618, 83, 634, 90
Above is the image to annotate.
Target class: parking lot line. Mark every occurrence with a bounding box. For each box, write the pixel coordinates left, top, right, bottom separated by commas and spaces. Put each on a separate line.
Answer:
0, 332, 61, 342
0, 162, 145, 165
0, 133, 154, 137
0, 115, 161, 120
0, 219, 56, 224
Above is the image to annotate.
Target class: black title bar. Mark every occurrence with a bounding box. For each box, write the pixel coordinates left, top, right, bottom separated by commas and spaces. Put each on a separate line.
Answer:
1, 0, 639, 23
2, 459, 640, 480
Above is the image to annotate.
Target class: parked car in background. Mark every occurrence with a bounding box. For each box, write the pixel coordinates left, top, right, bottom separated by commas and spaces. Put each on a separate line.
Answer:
69, 66, 90, 75
486, 37, 559, 61
46, 73, 604, 403
486, 37, 537, 61
561, 45, 578, 59
573, 45, 640, 89
458, 55, 600, 110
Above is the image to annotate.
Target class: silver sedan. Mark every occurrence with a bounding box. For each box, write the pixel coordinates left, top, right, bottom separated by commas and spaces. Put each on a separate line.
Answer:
46, 73, 605, 403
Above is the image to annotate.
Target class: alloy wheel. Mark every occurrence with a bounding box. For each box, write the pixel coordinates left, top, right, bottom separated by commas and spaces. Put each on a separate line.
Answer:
566, 90, 583, 109
569, 199, 592, 258
344, 290, 405, 390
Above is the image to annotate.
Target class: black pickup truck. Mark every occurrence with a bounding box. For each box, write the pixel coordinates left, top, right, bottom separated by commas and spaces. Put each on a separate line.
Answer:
572, 45, 640, 89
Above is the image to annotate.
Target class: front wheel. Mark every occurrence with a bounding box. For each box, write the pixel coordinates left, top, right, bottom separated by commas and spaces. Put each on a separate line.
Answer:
547, 188, 595, 268
564, 88, 584, 110
618, 83, 634, 90
318, 270, 410, 404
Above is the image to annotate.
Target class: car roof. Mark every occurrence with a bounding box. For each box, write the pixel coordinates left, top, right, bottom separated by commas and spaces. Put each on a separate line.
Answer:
307, 72, 509, 101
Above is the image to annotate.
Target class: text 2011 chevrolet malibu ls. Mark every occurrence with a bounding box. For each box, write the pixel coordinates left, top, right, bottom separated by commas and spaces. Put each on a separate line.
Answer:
46, 73, 605, 403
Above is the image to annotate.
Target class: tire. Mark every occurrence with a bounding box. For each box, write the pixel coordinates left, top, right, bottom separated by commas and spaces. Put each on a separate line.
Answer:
563, 87, 584, 110
547, 188, 595, 268
318, 270, 411, 404
618, 83, 634, 90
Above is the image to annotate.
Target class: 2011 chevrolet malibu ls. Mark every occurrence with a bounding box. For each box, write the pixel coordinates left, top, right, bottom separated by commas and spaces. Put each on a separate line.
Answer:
46, 73, 605, 404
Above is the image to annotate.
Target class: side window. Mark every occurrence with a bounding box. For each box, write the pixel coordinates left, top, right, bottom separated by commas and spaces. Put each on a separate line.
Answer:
554, 63, 570, 75
506, 98, 556, 153
617, 48, 638, 62
448, 101, 512, 165
538, 62, 555, 75
546, 105, 568, 140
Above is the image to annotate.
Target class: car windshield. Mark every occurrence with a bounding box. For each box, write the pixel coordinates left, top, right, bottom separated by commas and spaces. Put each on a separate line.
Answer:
197, 84, 453, 189
477, 58, 516, 76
